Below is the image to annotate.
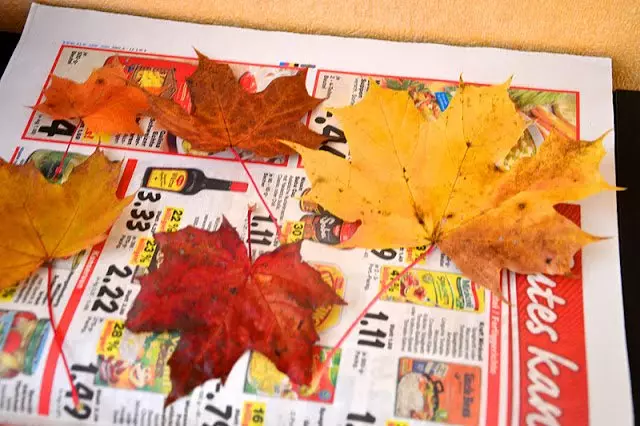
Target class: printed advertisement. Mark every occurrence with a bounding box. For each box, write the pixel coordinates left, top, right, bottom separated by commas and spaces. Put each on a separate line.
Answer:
395, 357, 481, 424
0, 5, 630, 426
23, 46, 302, 166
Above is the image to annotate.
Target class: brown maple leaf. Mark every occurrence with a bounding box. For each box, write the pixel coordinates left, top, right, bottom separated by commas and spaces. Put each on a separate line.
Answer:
125, 219, 345, 404
146, 51, 325, 157
285, 80, 615, 294
0, 150, 134, 288
34, 61, 149, 135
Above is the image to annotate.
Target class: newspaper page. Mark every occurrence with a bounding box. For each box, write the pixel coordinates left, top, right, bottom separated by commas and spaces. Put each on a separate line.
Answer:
0, 4, 631, 426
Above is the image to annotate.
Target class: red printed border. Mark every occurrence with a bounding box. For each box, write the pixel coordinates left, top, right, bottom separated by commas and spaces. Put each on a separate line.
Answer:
485, 292, 503, 425
510, 204, 589, 425
38, 158, 138, 415
20, 45, 308, 168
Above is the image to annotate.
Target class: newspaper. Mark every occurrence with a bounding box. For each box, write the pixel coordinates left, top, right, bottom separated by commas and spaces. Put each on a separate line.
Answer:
0, 4, 631, 425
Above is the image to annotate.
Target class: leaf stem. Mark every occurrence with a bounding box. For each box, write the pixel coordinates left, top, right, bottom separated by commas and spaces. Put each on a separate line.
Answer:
247, 205, 254, 262
314, 244, 436, 381
229, 147, 281, 237
46, 263, 80, 408
53, 141, 73, 182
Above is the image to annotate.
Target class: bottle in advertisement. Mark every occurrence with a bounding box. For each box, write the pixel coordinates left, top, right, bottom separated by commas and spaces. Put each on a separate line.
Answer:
298, 213, 359, 245
298, 188, 326, 214
280, 213, 359, 245
26, 149, 88, 182
0, 310, 50, 379
141, 167, 249, 195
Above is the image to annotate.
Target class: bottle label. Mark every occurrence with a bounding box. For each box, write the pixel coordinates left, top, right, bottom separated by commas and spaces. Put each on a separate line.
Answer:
312, 214, 342, 245
145, 169, 187, 192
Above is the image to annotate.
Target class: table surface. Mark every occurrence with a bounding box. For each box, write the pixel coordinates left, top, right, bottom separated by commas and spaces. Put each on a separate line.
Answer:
1, 30, 639, 420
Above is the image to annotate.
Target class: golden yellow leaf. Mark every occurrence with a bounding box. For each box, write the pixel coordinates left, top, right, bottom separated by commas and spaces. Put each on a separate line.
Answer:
0, 150, 134, 289
285, 80, 614, 293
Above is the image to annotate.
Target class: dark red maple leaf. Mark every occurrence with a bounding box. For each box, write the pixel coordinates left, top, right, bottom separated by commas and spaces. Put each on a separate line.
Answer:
125, 218, 345, 404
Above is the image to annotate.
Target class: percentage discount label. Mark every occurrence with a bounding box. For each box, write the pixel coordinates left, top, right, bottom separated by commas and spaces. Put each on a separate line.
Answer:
96, 319, 126, 357
129, 207, 184, 267
159, 207, 184, 232
241, 401, 266, 426
281, 220, 305, 244
130, 237, 157, 267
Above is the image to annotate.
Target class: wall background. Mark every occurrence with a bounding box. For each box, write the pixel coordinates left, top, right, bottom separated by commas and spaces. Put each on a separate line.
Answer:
1, 0, 639, 90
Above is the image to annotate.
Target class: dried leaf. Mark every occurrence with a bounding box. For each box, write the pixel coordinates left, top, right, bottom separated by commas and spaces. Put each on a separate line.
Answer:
0, 150, 134, 288
125, 220, 345, 404
147, 51, 325, 157
34, 62, 148, 135
285, 80, 614, 294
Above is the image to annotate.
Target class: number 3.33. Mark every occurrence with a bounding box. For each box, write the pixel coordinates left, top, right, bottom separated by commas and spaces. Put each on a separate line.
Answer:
126, 190, 161, 232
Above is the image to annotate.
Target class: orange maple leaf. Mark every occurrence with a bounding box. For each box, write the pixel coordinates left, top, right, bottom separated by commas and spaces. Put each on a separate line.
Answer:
147, 51, 325, 157
34, 61, 148, 135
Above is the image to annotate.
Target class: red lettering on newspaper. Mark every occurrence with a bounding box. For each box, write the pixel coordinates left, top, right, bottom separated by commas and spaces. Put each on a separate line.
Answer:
515, 204, 589, 426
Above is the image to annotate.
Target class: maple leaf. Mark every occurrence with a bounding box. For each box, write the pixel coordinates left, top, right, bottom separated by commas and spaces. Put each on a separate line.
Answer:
0, 150, 134, 289
146, 51, 325, 157
125, 219, 345, 404
284, 80, 615, 294
34, 61, 148, 135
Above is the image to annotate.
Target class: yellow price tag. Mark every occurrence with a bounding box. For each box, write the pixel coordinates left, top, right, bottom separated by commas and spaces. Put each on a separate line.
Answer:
96, 319, 125, 357
286, 221, 305, 243
159, 207, 184, 233
0, 286, 17, 303
82, 128, 111, 144
386, 421, 409, 426
130, 237, 157, 267
241, 401, 266, 426
406, 245, 429, 264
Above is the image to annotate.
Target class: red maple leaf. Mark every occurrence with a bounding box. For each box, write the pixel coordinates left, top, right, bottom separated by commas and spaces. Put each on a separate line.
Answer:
125, 218, 345, 404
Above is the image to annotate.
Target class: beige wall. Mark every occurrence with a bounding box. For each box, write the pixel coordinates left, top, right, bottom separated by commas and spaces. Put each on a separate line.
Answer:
2, 0, 639, 90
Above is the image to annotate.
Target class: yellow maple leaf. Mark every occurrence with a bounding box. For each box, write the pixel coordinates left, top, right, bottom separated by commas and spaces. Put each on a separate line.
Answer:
0, 150, 134, 289
285, 80, 615, 294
